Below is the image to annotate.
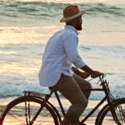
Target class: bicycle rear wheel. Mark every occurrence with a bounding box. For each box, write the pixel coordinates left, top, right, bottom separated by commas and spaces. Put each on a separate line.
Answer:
97, 98, 125, 125
1, 96, 58, 125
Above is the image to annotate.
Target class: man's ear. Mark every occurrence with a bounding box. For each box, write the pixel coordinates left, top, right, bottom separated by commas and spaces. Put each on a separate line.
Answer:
72, 18, 77, 25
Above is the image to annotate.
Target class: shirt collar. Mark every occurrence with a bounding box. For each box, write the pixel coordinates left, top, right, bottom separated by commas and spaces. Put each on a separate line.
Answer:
65, 25, 80, 35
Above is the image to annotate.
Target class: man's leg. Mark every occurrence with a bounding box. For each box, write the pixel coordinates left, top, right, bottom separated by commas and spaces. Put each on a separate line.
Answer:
71, 73, 92, 125
52, 74, 88, 125
73, 73, 92, 100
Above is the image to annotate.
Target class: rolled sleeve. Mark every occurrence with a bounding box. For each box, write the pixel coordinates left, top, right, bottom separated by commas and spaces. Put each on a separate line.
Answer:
63, 33, 86, 69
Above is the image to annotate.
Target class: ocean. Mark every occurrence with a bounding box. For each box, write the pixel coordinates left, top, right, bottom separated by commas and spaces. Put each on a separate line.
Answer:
0, 0, 125, 102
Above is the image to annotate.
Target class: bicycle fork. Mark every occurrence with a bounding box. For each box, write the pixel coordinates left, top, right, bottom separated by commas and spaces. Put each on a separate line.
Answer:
25, 91, 54, 125
103, 84, 122, 125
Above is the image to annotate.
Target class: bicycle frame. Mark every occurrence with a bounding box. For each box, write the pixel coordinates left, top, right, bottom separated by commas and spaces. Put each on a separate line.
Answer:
23, 76, 121, 125
53, 88, 107, 124
27, 88, 107, 124
52, 79, 121, 124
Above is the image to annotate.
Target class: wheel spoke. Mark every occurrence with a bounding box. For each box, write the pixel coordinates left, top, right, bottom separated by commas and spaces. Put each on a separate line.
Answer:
1, 97, 58, 125
98, 99, 125, 125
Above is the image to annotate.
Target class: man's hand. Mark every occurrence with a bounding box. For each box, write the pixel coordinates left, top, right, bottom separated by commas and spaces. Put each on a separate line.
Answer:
72, 66, 104, 79
72, 67, 90, 79
81, 65, 104, 78
91, 71, 104, 78
79, 72, 90, 79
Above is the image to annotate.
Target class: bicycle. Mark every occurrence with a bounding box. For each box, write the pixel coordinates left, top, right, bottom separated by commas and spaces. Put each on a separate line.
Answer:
1, 75, 125, 125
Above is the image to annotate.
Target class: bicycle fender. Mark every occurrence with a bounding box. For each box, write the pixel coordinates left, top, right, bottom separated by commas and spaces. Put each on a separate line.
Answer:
1, 100, 16, 120
0, 97, 23, 124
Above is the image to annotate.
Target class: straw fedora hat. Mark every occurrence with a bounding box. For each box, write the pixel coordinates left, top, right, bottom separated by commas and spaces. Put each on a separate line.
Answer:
60, 5, 85, 23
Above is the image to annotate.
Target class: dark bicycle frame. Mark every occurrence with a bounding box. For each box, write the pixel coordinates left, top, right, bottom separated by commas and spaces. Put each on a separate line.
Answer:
54, 88, 107, 124
26, 77, 121, 125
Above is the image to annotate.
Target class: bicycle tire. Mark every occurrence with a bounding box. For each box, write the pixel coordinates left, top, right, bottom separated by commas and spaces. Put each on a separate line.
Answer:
96, 98, 125, 125
1, 96, 59, 125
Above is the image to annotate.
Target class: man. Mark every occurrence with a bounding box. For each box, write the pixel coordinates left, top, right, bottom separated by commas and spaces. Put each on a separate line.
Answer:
39, 5, 104, 125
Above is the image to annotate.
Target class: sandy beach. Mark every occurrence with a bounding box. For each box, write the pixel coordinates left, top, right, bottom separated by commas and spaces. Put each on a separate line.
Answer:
0, 96, 116, 125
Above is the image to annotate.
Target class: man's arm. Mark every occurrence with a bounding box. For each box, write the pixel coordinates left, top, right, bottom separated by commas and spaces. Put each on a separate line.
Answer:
72, 67, 90, 79
81, 65, 104, 78
72, 65, 104, 79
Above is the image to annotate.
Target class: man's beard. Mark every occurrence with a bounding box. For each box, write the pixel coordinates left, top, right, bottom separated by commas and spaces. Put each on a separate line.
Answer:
75, 21, 82, 31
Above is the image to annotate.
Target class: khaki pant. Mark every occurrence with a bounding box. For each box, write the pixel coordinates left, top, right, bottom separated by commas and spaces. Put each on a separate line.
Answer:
52, 73, 92, 120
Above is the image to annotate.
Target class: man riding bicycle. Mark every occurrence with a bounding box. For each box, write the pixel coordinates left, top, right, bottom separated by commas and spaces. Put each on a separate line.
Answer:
39, 5, 104, 125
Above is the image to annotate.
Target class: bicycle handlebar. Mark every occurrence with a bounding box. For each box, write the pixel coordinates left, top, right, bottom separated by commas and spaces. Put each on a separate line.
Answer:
88, 74, 107, 86
99, 74, 106, 82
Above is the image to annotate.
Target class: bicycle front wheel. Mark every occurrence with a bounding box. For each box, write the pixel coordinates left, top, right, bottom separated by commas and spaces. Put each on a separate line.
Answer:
1, 96, 58, 125
97, 98, 125, 125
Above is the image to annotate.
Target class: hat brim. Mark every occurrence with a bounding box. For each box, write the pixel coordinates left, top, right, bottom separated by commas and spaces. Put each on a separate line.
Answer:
60, 11, 85, 23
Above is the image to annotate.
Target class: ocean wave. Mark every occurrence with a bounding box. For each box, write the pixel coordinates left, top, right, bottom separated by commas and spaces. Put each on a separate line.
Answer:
0, 41, 125, 99
0, 1, 125, 21
83, 3, 125, 17
1, 85, 125, 100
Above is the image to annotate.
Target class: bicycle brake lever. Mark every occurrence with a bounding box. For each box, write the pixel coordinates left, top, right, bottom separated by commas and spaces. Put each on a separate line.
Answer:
98, 74, 106, 85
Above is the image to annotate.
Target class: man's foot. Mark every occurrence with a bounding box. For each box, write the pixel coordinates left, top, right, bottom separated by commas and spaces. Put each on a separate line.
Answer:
79, 123, 86, 125
81, 123, 87, 125
71, 120, 87, 125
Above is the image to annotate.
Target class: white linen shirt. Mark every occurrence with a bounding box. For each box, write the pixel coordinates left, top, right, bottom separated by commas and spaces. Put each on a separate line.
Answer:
38, 25, 86, 87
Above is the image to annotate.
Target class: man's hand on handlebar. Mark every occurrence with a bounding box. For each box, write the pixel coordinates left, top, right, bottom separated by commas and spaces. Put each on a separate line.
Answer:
91, 71, 104, 78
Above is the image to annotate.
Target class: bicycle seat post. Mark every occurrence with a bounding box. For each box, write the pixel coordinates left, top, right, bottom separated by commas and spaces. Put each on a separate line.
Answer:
44, 90, 54, 103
